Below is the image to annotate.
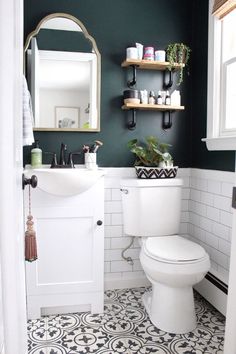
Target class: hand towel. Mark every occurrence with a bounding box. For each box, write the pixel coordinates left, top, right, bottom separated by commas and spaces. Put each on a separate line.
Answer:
23, 75, 35, 146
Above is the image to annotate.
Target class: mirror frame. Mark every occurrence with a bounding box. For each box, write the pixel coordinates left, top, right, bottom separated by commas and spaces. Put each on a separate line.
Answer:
24, 12, 101, 132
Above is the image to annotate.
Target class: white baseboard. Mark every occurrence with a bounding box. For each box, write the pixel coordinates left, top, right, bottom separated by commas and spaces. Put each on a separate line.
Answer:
194, 277, 227, 316
105, 276, 151, 291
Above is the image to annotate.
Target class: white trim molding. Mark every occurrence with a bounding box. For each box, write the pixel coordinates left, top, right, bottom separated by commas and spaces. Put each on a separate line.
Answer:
203, 0, 236, 151
224, 181, 236, 353
194, 277, 227, 315
202, 136, 236, 150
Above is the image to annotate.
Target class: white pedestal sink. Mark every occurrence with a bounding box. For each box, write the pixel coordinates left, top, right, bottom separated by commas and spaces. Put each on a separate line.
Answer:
24, 165, 105, 196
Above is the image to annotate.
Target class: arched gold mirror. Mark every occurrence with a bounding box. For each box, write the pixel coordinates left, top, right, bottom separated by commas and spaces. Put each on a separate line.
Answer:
24, 13, 101, 132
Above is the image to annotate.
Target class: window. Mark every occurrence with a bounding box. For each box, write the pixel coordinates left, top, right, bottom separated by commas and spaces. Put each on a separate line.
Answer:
203, 0, 236, 150
221, 10, 236, 135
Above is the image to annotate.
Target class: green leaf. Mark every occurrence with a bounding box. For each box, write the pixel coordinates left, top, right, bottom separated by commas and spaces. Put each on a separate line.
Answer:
127, 136, 173, 167
159, 142, 172, 153
127, 139, 138, 149
145, 136, 158, 145
152, 147, 164, 156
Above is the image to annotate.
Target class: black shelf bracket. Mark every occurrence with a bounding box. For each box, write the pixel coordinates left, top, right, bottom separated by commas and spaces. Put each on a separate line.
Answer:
127, 65, 138, 88
162, 111, 173, 130
127, 109, 137, 130
163, 69, 173, 89
125, 108, 177, 130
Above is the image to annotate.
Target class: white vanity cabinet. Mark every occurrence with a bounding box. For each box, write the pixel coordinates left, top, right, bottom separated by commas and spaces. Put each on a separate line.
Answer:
25, 177, 104, 319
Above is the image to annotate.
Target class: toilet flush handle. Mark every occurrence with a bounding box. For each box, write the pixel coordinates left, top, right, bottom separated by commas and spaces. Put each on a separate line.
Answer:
120, 188, 129, 194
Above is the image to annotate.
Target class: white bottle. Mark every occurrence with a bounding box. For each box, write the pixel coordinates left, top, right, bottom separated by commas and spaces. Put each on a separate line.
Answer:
171, 90, 181, 106
148, 91, 156, 105
165, 91, 171, 105
157, 91, 163, 105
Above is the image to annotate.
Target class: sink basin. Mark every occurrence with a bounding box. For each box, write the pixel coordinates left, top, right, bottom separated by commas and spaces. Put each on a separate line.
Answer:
24, 166, 105, 196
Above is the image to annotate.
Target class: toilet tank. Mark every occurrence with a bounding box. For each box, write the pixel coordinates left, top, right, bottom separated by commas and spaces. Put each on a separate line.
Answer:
120, 178, 183, 237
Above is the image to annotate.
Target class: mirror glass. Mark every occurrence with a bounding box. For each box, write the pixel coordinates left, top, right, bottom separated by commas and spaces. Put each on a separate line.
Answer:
24, 14, 101, 131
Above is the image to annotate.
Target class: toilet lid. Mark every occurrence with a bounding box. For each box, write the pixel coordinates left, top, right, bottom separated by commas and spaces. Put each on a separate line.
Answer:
144, 236, 206, 262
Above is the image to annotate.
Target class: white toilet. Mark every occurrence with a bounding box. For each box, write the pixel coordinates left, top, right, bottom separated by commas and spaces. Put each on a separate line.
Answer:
120, 178, 210, 334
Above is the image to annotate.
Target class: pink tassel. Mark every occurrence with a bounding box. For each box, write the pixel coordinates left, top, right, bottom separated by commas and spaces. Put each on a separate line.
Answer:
25, 215, 37, 262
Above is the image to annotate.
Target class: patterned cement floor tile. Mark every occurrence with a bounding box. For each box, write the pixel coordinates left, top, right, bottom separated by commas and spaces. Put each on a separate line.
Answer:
28, 288, 225, 354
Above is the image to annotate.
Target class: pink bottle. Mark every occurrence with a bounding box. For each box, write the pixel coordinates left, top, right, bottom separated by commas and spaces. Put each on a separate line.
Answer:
144, 47, 154, 61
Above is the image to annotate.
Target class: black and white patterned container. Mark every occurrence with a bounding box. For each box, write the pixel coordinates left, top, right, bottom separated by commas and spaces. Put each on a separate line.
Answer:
135, 166, 178, 179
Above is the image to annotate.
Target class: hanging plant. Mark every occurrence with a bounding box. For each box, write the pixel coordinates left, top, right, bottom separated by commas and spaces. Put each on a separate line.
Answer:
166, 43, 191, 85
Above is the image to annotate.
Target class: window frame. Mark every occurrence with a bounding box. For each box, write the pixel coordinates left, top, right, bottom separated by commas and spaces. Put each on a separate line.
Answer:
220, 57, 236, 135
202, 0, 236, 150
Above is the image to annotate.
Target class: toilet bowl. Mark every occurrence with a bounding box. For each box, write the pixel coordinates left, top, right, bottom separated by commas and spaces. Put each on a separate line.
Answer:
120, 177, 211, 334
140, 236, 210, 334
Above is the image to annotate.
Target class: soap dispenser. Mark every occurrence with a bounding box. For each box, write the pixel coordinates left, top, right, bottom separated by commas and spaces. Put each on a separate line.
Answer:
31, 140, 42, 168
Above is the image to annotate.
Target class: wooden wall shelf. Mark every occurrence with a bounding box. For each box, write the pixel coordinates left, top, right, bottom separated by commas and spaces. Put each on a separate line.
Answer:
122, 103, 185, 111
121, 58, 186, 130
121, 59, 184, 71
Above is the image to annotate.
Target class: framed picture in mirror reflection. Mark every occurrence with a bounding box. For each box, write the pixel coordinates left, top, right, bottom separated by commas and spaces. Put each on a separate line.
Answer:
55, 106, 80, 129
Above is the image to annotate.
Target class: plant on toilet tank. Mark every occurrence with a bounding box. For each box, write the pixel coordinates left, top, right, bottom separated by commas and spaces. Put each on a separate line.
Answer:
127, 136, 178, 178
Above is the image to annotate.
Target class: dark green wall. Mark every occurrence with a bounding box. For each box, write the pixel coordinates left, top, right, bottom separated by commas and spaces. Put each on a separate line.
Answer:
24, 0, 235, 171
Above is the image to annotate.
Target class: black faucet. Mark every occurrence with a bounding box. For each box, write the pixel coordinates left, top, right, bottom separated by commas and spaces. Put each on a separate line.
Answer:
46, 143, 81, 168
59, 143, 67, 166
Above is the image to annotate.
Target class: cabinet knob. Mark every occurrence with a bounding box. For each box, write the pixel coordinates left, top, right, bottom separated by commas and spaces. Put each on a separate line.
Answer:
22, 174, 38, 190
97, 220, 103, 226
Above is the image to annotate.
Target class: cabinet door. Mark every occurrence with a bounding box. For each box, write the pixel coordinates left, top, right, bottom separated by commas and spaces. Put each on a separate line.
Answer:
25, 179, 104, 309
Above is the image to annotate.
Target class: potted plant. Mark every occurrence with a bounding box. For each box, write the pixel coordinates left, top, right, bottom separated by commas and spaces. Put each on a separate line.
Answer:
166, 42, 191, 85
127, 136, 178, 179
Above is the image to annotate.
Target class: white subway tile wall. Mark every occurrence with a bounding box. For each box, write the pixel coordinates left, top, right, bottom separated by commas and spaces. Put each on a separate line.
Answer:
104, 168, 143, 284
189, 169, 234, 285
103, 168, 234, 287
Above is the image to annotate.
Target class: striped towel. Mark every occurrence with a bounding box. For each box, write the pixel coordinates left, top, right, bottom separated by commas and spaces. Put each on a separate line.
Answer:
23, 75, 34, 146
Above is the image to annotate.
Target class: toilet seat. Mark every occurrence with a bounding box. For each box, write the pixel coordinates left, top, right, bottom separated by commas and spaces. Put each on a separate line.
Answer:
143, 236, 207, 264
